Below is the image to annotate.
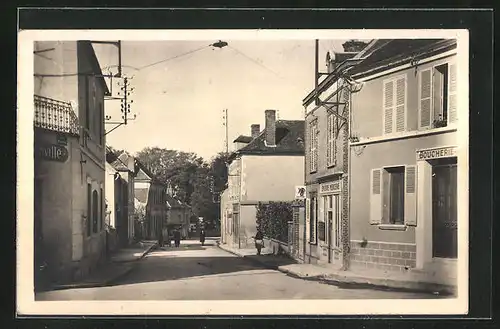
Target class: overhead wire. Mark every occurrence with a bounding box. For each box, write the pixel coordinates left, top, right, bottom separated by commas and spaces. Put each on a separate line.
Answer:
227, 45, 284, 80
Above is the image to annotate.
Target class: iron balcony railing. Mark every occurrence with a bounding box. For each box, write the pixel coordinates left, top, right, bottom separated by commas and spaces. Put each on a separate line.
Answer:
34, 95, 80, 135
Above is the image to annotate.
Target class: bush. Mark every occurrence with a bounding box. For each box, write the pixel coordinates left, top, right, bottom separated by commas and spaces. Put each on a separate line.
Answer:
256, 201, 292, 243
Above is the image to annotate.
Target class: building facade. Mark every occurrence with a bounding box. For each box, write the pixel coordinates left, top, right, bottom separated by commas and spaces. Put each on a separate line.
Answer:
301, 40, 368, 269
165, 194, 191, 239
134, 160, 166, 241
222, 110, 305, 249
34, 40, 110, 287
347, 39, 459, 288
105, 151, 136, 247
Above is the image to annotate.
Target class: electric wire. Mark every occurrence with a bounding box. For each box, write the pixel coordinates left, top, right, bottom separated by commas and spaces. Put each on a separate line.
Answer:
227, 45, 283, 79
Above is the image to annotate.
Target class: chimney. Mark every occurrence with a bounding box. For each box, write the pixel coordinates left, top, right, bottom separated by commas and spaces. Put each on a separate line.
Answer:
251, 124, 260, 139
342, 40, 368, 53
264, 110, 276, 146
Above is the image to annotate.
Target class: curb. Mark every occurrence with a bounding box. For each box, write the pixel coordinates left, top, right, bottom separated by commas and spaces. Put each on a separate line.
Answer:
217, 244, 454, 297
46, 242, 158, 292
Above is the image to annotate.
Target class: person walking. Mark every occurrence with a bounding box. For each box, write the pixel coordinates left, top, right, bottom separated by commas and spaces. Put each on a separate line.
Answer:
199, 229, 206, 246
173, 228, 181, 248
254, 230, 264, 255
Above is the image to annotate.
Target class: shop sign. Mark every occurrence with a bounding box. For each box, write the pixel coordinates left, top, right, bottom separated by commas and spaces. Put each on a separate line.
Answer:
56, 134, 68, 146
37, 144, 69, 163
295, 186, 306, 200
417, 146, 456, 161
320, 181, 340, 193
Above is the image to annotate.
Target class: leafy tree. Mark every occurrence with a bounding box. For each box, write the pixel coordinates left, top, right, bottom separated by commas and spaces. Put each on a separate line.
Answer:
209, 152, 230, 193
135, 147, 203, 204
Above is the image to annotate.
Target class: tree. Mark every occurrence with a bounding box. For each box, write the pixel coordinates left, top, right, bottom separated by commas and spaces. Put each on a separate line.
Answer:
210, 152, 230, 193
135, 147, 204, 204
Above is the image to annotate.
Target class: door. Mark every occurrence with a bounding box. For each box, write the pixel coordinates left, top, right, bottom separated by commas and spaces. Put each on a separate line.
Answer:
232, 213, 239, 245
328, 194, 341, 264
34, 178, 45, 289
432, 158, 458, 259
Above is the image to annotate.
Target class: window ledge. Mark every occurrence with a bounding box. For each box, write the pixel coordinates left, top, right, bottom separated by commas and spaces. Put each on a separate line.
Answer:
377, 224, 407, 231
350, 126, 457, 146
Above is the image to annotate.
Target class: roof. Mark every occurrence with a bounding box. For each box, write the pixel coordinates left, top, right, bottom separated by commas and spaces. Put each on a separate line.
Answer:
229, 120, 304, 161
79, 41, 111, 96
233, 135, 253, 143
348, 39, 457, 79
302, 39, 456, 107
108, 151, 133, 172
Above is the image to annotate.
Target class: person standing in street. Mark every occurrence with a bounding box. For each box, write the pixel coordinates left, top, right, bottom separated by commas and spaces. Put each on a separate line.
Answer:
199, 229, 206, 246
254, 230, 264, 255
174, 228, 181, 248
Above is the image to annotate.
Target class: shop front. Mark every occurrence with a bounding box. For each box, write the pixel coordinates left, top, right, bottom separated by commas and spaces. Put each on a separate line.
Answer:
415, 145, 458, 286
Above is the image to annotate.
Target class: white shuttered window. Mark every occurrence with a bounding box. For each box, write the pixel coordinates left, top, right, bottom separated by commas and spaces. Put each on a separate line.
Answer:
383, 75, 406, 135
326, 113, 337, 167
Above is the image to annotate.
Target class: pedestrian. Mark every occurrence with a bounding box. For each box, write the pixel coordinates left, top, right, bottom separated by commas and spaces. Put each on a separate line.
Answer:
174, 228, 181, 248
199, 229, 206, 246
254, 230, 264, 255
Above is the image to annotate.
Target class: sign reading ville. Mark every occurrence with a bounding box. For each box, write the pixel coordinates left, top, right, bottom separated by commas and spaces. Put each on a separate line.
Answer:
417, 146, 456, 161
37, 144, 69, 163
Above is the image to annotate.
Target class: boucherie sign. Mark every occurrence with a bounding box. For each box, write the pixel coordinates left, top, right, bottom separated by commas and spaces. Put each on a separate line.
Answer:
417, 146, 456, 161
36, 144, 69, 163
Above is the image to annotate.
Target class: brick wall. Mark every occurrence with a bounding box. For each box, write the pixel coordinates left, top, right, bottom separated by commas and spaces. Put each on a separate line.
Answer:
350, 240, 416, 272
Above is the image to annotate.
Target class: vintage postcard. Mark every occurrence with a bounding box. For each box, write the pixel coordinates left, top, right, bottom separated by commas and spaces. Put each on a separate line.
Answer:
17, 28, 469, 316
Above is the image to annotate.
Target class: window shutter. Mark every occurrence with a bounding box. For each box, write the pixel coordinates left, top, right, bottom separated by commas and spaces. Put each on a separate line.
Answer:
448, 63, 458, 124
332, 115, 337, 165
305, 198, 311, 241
419, 69, 432, 129
326, 114, 332, 166
383, 80, 394, 134
381, 169, 390, 224
369, 169, 382, 225
404, 165, 417, 226
312, 197, 317, 244
395, 77, 406, 132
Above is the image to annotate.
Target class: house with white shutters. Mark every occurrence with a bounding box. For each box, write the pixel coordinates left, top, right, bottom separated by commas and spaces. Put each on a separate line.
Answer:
347, 39, 460, 290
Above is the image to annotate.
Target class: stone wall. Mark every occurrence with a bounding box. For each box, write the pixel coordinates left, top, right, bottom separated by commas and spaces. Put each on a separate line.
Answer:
350, 240, 417, 272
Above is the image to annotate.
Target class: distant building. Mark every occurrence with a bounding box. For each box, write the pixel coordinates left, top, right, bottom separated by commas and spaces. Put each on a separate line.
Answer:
105, 150, 136, 247
133, 160, 166, 241
165, 194, 191, 239
33, 40, 110, 287
221, 110, 305, 249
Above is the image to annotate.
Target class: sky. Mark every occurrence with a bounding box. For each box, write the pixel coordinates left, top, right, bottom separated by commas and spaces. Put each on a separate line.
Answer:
93, 39, 352, 161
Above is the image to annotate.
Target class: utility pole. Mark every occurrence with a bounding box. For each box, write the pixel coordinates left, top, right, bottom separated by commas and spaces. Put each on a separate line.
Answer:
315, 39, 319, 106
222, 109, 228, 153
105, 75, 136, 135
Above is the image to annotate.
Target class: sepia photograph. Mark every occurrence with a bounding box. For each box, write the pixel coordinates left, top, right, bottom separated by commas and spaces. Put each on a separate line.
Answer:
17, 28, 469, 315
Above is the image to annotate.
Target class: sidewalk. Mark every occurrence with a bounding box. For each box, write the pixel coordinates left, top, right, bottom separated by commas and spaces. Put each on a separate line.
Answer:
217, 243, 455, 296
50, 240, 157, 291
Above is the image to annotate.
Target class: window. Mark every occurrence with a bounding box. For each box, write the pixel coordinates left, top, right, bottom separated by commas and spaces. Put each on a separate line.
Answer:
100, 187, 104, 230
309, 120, 318, 172
432, 158, 457, 259
85, 77, 91, 130
370, 166, 417, 226
326, 113, 337, 167
98, 102, 104, 145
382, 167, 405, 225
383, 75, 406, 135
419, 62, 457, 129
334, 195, 341, 248
92, 190, 98, 233
87, 183, 92, 236
309, 194, 318, 244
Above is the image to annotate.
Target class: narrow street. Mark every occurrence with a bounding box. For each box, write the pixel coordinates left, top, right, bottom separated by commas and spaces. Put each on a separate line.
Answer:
36, 239, 437, 300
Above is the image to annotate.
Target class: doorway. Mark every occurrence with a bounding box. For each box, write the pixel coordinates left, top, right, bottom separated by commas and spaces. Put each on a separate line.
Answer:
34, 178, 46, 289
431, 157, 458, 259
325, 193, 341, 264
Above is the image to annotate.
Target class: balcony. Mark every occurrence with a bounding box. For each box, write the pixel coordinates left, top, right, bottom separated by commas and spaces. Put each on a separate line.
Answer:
34, 95, 80, 135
